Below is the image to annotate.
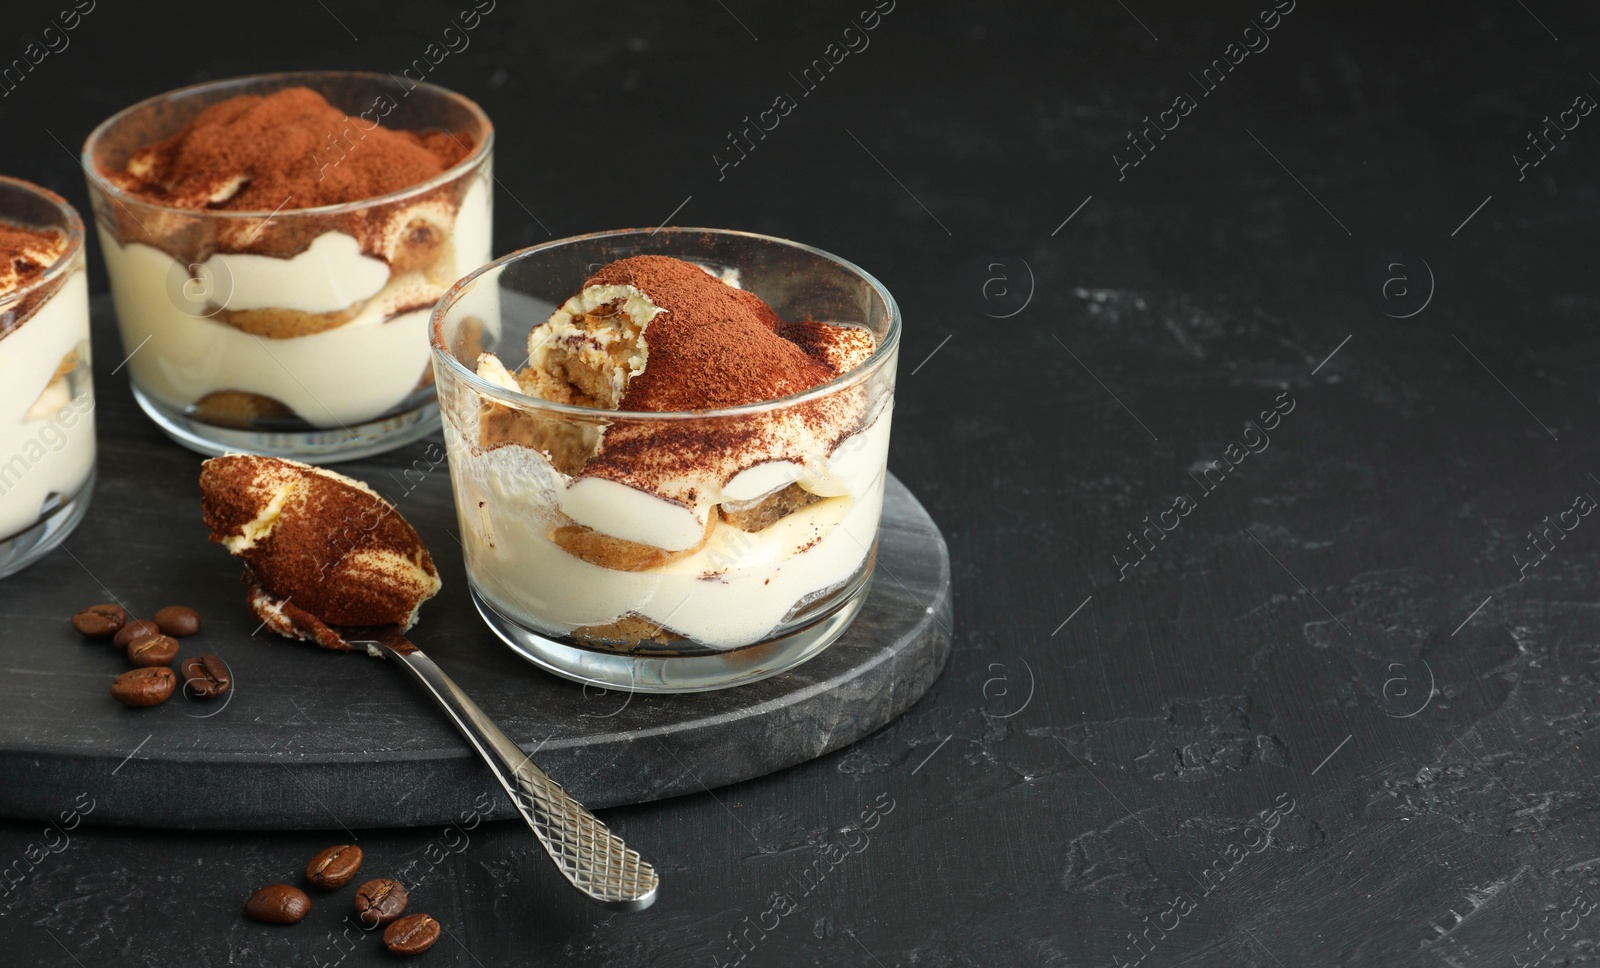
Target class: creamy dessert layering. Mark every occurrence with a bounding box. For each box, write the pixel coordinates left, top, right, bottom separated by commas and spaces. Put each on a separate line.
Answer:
95, 85, 491, 430
199, 454, 440, 652
456, 255, 892, 651
0, 217, 94, 542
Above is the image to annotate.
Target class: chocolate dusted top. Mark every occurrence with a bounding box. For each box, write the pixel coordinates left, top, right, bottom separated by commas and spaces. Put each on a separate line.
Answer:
107, 87, 471, 212
97, 87, 482, 264
780, 319, 878, 376
0, 219, 73, 343
0, 219, 67, 296
589, 256, 837, 412
482, 254, 884, 506
199, 455, 440, 630
573, 257, 882, 500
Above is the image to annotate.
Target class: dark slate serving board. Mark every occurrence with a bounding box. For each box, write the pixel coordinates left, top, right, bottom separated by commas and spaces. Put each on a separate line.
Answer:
0, 298, 950, 830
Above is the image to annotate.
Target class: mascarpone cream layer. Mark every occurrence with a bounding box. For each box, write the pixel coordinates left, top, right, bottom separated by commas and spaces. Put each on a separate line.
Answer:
204, 232, 390, 313
447, 402, 892, 650
101, 177, 491, 428
0, 271, 95, 538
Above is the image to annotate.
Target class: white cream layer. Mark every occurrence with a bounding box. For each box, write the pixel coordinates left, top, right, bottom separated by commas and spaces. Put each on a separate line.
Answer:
100, 177, 491, 429
204, 232, 390, 314
446, 402, 892, 650
562, 387, 879, 551
0, 271, 96, 539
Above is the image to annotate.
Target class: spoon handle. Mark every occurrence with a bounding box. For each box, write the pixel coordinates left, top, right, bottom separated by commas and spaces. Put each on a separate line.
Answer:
375, 636, 659, 910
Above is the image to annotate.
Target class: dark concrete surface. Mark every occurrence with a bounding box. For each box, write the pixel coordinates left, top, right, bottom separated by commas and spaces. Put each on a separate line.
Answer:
3, 0, 1600, 964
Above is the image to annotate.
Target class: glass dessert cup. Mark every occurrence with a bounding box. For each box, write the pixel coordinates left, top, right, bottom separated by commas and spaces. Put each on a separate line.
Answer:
0, 177, 96, 578
430, 228, 901, 692
82, 71, 494, 463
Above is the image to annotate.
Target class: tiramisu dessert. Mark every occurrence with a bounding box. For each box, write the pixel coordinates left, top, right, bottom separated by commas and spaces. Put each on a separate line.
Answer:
89, 81, 491, 438
0, 211, 95, 548
199, 454, 440, 652
450, 255, 893, 652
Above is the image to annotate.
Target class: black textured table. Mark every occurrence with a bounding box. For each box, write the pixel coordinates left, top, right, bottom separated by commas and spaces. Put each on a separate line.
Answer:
5, 1, 1600, 965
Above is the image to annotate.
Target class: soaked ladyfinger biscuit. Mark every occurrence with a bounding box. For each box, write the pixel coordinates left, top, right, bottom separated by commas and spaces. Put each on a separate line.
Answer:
570, 614, 683, 651
548, 513, 716, 572
192, 389, 297, 428
719, 483, 823, 533
212, 302, 366, 339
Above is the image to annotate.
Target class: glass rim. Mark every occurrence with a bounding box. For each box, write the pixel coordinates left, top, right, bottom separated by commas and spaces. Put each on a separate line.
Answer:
429, 226, 903, 421
0, 174, 85, 309
80, 70, 495, 220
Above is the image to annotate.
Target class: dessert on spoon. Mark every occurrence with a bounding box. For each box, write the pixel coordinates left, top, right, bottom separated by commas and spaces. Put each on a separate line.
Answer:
199, 454, 658, 910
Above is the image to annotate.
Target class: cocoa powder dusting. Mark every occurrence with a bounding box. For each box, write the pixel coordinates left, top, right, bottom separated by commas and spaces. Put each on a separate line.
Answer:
560, 255, 879, 497
199, 455, 438, 628
584, 256, 834, 412
110, 88, 471, 212
0, 220, 71, 340
0, 220, 67, 294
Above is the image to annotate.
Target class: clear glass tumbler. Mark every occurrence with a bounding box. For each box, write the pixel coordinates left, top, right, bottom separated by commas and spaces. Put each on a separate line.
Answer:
0, 176, 95, 578
431, 228, 900, 692
82, 71, 494, 462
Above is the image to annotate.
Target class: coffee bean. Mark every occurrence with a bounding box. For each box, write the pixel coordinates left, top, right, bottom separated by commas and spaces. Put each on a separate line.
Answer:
110, 667, 175, 708
305, 845, 362, 889
383, 913, 439, 956
353, 878, 408, 927
179, 655, 231, 699
71, 604, 127, 639
245, 884, 310, 924
112, 620, 161, 651
153, 605, 201, 637
127, 635, 178, 668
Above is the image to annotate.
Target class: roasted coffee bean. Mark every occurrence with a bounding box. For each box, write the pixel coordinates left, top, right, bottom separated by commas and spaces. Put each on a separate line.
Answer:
180, 654, 231, 699
353, 878, 408, 927
245, 884, 310, 924
305, 844, 362, 889
71, 604, 127, 639
383, 913, 439, 956
153, 605, 201, 637
127, 634, 179, 668
110, 667, 175, 708
112, 620, 161, 651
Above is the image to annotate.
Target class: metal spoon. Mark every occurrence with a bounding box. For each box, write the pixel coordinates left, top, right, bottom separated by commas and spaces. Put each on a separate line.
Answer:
351, 625, 659, 911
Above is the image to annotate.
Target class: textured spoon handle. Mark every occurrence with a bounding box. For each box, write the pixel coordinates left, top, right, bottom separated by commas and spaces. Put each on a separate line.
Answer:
374, 636, 658, 909
502, 746, 660, 908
